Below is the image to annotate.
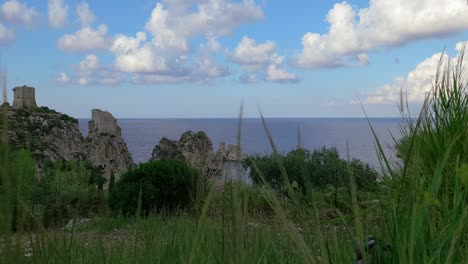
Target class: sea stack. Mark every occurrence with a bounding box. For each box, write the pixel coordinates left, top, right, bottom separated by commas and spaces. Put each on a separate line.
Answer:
86, 109, 133, 186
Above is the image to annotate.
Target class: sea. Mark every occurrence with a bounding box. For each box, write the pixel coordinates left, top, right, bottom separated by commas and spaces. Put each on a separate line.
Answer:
78, 118, 403, 168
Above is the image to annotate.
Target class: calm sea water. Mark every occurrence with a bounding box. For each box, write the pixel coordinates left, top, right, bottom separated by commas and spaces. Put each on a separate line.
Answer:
78, 118, 403, 167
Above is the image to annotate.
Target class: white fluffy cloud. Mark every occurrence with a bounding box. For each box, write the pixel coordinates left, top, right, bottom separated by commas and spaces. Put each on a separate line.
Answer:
145, 0, 263, 53
0, 0, 38, 26
48, 0, 68, 29
55, 1, 262, 84
362, 42, 468, 104
127, 38, 229, 84
108, 0, 260, 84
0, 23, 14, 45
266, 56, 298, 83
76, 2, 95, 27
57, 2, 110, 52
230, 36, 298, 83
76, 54, 121, 85
231, 37, 276, 70
294, 0, 468, 69
111, 32, 169, 74
75, 54, 99, 85
58, 24, 110, 52
56, 54, 122, 86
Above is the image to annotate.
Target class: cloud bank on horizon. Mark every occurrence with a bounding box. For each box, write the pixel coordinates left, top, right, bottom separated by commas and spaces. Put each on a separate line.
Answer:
361, 42, 468, 105
0, 0, 467, 115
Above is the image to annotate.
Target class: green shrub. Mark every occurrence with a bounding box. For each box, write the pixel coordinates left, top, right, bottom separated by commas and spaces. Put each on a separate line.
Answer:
1, 150, 106, 229
246, 147, 378, 193
13, 109, 31, 118
59, 114, 78, 124
34, 161, 107, 227
32, 106, 57, 114
109, 160, 209, 216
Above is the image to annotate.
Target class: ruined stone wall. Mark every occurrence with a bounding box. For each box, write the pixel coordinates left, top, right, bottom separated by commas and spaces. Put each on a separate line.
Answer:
13, 86, 37, 109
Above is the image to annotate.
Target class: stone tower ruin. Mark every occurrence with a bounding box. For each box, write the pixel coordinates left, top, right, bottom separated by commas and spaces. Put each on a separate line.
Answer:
12, 85, 37, 109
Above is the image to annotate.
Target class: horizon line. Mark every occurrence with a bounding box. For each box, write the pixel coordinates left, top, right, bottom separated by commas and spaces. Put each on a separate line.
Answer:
75, 116, 405, 119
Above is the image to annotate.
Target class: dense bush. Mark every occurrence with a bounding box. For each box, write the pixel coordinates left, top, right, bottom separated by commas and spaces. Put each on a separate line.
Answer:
245, 147, 378, 193
59, 114, 79, 124
109, 160, 209, 216
0, 150, 106, 229
33, 160, 106, 227
32, 106, 58, 114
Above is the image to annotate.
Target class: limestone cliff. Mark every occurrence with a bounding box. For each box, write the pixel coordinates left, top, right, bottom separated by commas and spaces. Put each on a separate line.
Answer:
85, 109, 133, 183
4, 105, 134, 183
5, 105, 85, 172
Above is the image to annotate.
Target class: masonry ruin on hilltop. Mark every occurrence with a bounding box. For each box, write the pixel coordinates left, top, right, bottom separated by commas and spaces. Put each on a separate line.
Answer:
12, 85, 37, 109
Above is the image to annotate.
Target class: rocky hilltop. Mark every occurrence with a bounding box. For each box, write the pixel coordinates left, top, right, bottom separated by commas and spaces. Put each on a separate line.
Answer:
151, 130, 244, 176
6, 105, 85, 172
4, 90, 133, 184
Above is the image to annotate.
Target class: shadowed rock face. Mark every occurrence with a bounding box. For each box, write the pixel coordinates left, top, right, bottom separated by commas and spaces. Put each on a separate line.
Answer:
151, 137, 183, 161
86, 109, 133, 185
151, 131, 214, 173
151, 131, 244, 176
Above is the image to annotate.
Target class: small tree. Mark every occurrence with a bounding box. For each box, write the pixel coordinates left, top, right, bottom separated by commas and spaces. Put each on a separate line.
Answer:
109, 160, 209, 216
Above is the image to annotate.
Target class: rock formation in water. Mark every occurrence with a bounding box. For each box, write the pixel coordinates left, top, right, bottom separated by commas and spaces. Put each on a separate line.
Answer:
208, 142, 244, 173
151, 131, 214, 173
151, 131, 244, 176
85, 109, 133, 183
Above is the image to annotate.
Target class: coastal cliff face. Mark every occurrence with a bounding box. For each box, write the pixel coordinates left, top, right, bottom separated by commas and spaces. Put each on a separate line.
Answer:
5, 105, 133, 183
85, 109, 134, 183
6, 106, 85, 172
5, 101, 244, 182
151, 131, 244, 176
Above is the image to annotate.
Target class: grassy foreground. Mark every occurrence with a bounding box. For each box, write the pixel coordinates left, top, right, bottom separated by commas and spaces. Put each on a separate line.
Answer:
1, 48, 467, 263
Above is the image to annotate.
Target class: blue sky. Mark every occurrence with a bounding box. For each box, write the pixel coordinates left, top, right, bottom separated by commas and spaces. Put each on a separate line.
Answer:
0, 0, 467, 118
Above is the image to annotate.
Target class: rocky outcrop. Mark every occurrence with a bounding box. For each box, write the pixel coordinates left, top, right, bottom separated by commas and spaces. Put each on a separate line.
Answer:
208, 142, 244, 173
151, 131, 244, 176
151, 131, 214, 172
215, 142, 244, 162
5, 103, 134, 184
85, 109, 133, 183
151, 137, 183, 160
6, 106, 85, 172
